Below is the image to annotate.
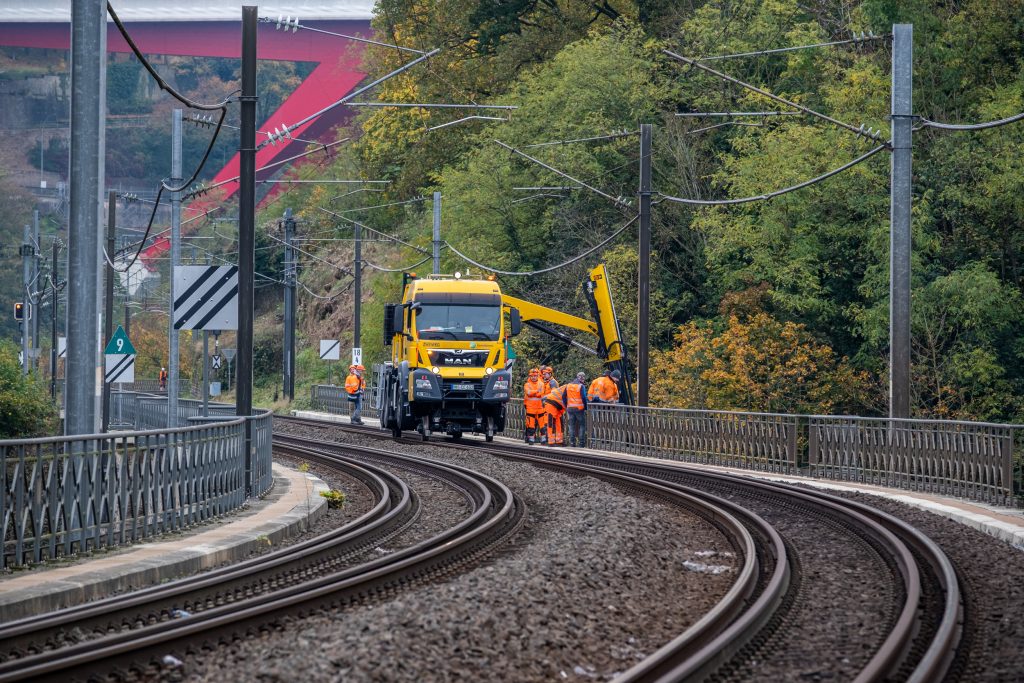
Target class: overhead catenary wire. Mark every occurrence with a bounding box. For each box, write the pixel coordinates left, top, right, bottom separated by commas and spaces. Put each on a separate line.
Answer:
523, 130, 639, 148
663, 49, 887, 144
696, 32, 888, 62
657, 143, 887, 205
444, 215, 638, 276
107, 0, 230, 271
494, 139, 633, 210
919, 111, 1024, 131
363, 253, 436, 273
259, 16, 425, 55
318, 207, 432, 256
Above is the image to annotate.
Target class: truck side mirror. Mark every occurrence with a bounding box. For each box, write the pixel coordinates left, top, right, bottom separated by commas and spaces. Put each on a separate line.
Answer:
509, 308, 522, 336
392, 305, 405, 338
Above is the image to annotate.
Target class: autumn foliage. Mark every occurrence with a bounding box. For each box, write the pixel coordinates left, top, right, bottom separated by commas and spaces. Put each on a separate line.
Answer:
650, 312, 872, 415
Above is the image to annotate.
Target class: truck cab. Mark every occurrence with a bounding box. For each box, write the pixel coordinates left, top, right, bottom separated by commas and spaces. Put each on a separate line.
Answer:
382, 273, 518, 440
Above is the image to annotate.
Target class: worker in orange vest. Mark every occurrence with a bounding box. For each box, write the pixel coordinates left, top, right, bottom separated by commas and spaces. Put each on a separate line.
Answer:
159, 367, 168, 391
540, 365, 558, 393
523, 367, 546, 444
542, 385, 567, 446
345, 364, 366, 424
588, 368, 621, 404
564, 372, 588, 447
538, 366, 559, 443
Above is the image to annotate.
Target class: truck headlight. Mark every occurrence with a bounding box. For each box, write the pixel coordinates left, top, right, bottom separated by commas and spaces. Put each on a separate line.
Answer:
485, 367, 494, 375
432, 366, 441, 374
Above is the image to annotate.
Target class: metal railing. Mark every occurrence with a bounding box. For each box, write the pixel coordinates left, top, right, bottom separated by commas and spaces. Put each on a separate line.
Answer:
310, 384, 381, 421
2, 419, 246, 569
504, 401, 1020, 506
303, 386, 1022, 506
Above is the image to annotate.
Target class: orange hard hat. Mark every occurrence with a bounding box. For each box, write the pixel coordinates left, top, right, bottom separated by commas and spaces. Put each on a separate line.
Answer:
355, 364, 365, 371
528, 367, 540, 375
541, 365, 552, 373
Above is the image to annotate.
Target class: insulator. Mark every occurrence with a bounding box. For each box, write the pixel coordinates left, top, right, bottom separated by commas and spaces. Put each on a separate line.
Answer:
290, 17, 300, 33
276, 15, 285, 30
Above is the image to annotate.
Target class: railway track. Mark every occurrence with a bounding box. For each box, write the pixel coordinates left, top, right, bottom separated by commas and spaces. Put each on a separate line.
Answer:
277, 415, 965, 683
0, 439, 523, 682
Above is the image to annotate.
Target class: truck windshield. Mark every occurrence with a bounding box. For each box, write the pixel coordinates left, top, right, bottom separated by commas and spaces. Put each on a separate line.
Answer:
416, 304, 501, 341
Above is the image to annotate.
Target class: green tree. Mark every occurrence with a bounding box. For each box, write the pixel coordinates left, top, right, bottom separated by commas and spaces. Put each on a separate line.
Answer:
0, 341, 58, 438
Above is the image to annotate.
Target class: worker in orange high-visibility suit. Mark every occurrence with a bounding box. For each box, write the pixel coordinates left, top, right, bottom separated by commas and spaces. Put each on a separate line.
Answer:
542, 385, 567, 446
523, 367, 546, 444
345, 364, 366, 424
587, 368, 621, 404
564, 372, 588, 447
538, 366, 559, 443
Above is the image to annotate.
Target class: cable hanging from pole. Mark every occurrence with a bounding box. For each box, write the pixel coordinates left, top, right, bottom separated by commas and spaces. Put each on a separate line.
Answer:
919, 111, 1024, 131
657, 143, 887, 205
663, 49, 887, 144
363, 254, 436, 273
444, 215, 638, 276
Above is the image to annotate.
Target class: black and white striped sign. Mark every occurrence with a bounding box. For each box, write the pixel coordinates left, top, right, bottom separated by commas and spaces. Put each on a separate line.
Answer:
173, 266, 239, 330
319, 339, 340, 360
104, 353, 136, 384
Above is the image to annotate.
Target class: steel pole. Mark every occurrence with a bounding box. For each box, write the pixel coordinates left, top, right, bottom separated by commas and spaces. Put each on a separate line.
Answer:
65, 0, 104, 434
283, 209, 296, 400
354, 220, 361, 360
168, 109, 182, 424
890, 24, 913, 419
50, 239, 58, 400
237, 7, 257, 419
22, 224, 32, 376
102, 191, 116, 431
32, 209, 40, 355
637, 124, 652, 406
202, 331, 209, 417
432, 191, 441, 274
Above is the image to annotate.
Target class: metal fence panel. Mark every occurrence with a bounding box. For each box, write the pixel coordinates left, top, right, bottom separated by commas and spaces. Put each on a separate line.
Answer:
310, 384, 380, 421
2, 419, 246, 569
808, 416, 1017, 506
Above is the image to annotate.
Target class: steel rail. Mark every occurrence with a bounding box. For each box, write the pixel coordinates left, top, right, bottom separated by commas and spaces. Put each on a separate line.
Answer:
279, 415, 962, 683
0, 440, 521, 682
275, 417, 792, 681
0, 448, 410, 664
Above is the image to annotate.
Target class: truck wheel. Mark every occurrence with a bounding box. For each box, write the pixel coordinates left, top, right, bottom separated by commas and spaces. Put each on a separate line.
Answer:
485, 416, 495, 442
420, 415, 431, 441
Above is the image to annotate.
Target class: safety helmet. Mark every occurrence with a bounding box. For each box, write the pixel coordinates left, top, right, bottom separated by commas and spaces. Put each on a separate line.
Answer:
610, 369, 622, 379
541, 365, 552, 374
528, 367, 540, 376
349, 364, 357, 371
355, 364, 365, 371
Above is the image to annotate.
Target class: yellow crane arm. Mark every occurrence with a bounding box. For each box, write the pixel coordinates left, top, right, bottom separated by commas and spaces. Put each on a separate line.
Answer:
500, 264, 625, 364
502, 296, 598, 336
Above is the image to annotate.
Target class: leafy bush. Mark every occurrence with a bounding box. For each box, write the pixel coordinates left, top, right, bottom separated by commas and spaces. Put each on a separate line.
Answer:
0, 341, 58, 438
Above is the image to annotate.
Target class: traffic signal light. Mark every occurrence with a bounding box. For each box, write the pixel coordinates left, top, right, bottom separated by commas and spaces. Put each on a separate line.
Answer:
14, 302, 24, 321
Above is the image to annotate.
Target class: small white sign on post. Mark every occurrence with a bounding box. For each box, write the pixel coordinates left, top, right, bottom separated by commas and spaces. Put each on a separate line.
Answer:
319, 339, 340, 361
58, 336, 66, 358
352, 347, 362, 366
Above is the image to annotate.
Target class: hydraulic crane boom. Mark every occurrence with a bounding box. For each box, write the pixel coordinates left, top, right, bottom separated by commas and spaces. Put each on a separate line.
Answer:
501, 264, 633, 404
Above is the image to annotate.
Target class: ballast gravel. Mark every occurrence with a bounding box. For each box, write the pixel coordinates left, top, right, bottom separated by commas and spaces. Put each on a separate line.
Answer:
159, 427, 737, 682
831, 491, 1024, 683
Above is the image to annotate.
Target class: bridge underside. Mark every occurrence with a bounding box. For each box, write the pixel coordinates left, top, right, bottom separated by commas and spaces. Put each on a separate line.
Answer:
0, 18, 371, 266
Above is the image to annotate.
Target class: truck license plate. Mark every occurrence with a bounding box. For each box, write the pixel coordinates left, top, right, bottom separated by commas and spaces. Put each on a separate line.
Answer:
453, 383, 474, 391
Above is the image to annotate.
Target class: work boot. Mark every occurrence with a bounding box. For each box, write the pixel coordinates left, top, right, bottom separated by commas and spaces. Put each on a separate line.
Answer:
352, 418, 363, 425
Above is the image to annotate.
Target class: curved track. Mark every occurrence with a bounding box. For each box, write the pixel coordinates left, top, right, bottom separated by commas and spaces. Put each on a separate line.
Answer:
277, 415, 965, 683
0, 439, 523, 682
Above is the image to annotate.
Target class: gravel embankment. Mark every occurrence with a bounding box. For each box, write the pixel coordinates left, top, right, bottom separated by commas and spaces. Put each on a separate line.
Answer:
833, 491, 1024, 683
156, 428, 736, 682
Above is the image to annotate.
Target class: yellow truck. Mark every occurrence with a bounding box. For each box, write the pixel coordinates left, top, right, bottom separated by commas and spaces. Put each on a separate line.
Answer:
379, 264, 630, 440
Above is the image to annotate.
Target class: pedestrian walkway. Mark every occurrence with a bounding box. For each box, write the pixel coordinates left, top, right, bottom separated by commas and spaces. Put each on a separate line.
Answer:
0, 463, 327, 622
293, 409, 1024, 551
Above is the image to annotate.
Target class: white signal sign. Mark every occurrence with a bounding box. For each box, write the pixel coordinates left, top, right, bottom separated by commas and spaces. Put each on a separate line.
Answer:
352, 347, 362, 366
319, 339, 340, 361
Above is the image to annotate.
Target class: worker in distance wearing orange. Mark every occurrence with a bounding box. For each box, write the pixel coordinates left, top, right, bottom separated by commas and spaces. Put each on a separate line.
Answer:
588, 368, 621, 404
345, 364, 366, 425
564, 372, 588, 448
542, 384, 567, 446
538, 365, 559, 444
523, 367, 546, 444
